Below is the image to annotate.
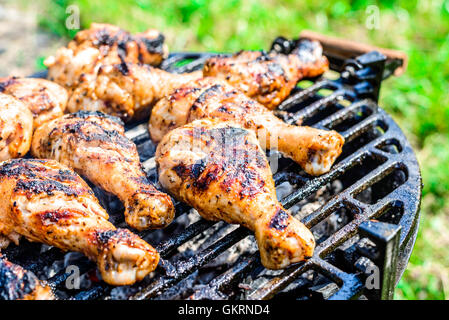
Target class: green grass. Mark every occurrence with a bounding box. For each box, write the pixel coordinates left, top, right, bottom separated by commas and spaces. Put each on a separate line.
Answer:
29, 0, 449, 299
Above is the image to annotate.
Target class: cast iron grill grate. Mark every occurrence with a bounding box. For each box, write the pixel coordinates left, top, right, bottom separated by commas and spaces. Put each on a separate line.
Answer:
3, 38, 421, 300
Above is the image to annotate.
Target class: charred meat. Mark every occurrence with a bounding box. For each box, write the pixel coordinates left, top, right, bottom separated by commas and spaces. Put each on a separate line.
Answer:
44, 23, 168, 89
203, 39, 329, 109
66, 63, 202, 122
0, 159, 159, 285
0, 77, 68, 128
150, 78, 344, 176
0, 93, 33, 161
156, 118, 315, 269
31, 111, 175, 230
0, 254, 53, 300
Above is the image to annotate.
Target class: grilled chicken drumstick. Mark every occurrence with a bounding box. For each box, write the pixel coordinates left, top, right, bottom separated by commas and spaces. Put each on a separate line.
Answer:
0, 77, 68, 128
0, 159, 159, 285
156, 118, 315, 269
150, 78, 344, 176
66, 62, 202, 122
0, 93, 33, 161
31, 111, 174, 230
44, 23, 200, 121
203, 39, 329, 109
45, 23, 168, 88
68, 23, 168, 66
0, 254, 53, 300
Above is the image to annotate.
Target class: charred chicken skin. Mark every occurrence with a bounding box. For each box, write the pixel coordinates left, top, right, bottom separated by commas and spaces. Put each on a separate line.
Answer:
69, 23, 168, 66
0, 77, 68, 128
203, 39, 329, 109
156, 118, 315, 269
0, 93, 33, 161
150, 78, 344, 176
31, 111, 174, 230
44, 23, 200, 122
66, 62, 202, 122
44, 23, 168, 89
0, 254, 53, 300
0, 159, 159, 285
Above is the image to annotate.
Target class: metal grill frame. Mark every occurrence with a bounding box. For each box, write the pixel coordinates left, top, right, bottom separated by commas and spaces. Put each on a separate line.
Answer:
7, 40, 421, 300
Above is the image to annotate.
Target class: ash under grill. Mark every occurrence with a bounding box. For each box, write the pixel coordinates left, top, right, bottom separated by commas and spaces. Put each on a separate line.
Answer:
4, 38, 421, 300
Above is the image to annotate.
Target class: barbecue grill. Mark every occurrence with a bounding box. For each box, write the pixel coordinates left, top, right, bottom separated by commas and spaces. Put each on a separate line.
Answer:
4, 31, 421, 300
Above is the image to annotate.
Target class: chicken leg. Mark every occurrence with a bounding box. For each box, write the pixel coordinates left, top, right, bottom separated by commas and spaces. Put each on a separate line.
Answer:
0, 77, 68, 128
150, 78, 344, 176
203, 39, 329, 109
0, 159, 159, 285
31, 111, 174, 230
0, 93, 33, 161
66, 62, 202, 122
156, 118, 315, 269
44, 23, 168, 89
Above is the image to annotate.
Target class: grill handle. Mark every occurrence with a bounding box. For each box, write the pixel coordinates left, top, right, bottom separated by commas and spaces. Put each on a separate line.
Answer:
299, 30, 408, 77
358, 220, 402, 300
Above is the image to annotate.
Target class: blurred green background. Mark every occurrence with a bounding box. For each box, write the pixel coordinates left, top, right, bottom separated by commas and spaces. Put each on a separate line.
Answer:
14, 0, 449, 299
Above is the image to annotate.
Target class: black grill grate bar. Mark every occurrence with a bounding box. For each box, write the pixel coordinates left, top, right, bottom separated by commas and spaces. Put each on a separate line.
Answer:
345, 161, 401, 197
160, 52, 215, 72
248, 259, 313, 300
155, 219, 216, 257
248, 250, 363, 300
280, 151, 369, 209
340, 113, 382, 142
287, 90, 346, 125
159, 53, 190, 70
279, 124, 398, 213
189, 254, 261, 300
302, 198, 356, 229
165, 53, 218, 74
315, 212, 372, 258
73, 283, 108, 300
284, 162, 400, 255
277, 80, 337, 111
130, 227, 251, 300
367, 191, 417, 246
249, 221, 369, 300
316, 99, 376, 129
248, 257, 364, 300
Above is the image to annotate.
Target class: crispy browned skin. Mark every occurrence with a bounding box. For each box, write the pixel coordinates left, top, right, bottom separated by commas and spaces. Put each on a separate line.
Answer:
71, 23, 168, 66
0, 77, 68, 128
203, 40, 329, 109
44, 23, 168, 88
156, 118, 315, 269
0, 254, 54, 300
44, 24, 199, 122
31, 111, 174, 230
0, 93, 33, 161
0, 159, 159, 285
66, 63, 203, 122
150, 78, 344, 176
